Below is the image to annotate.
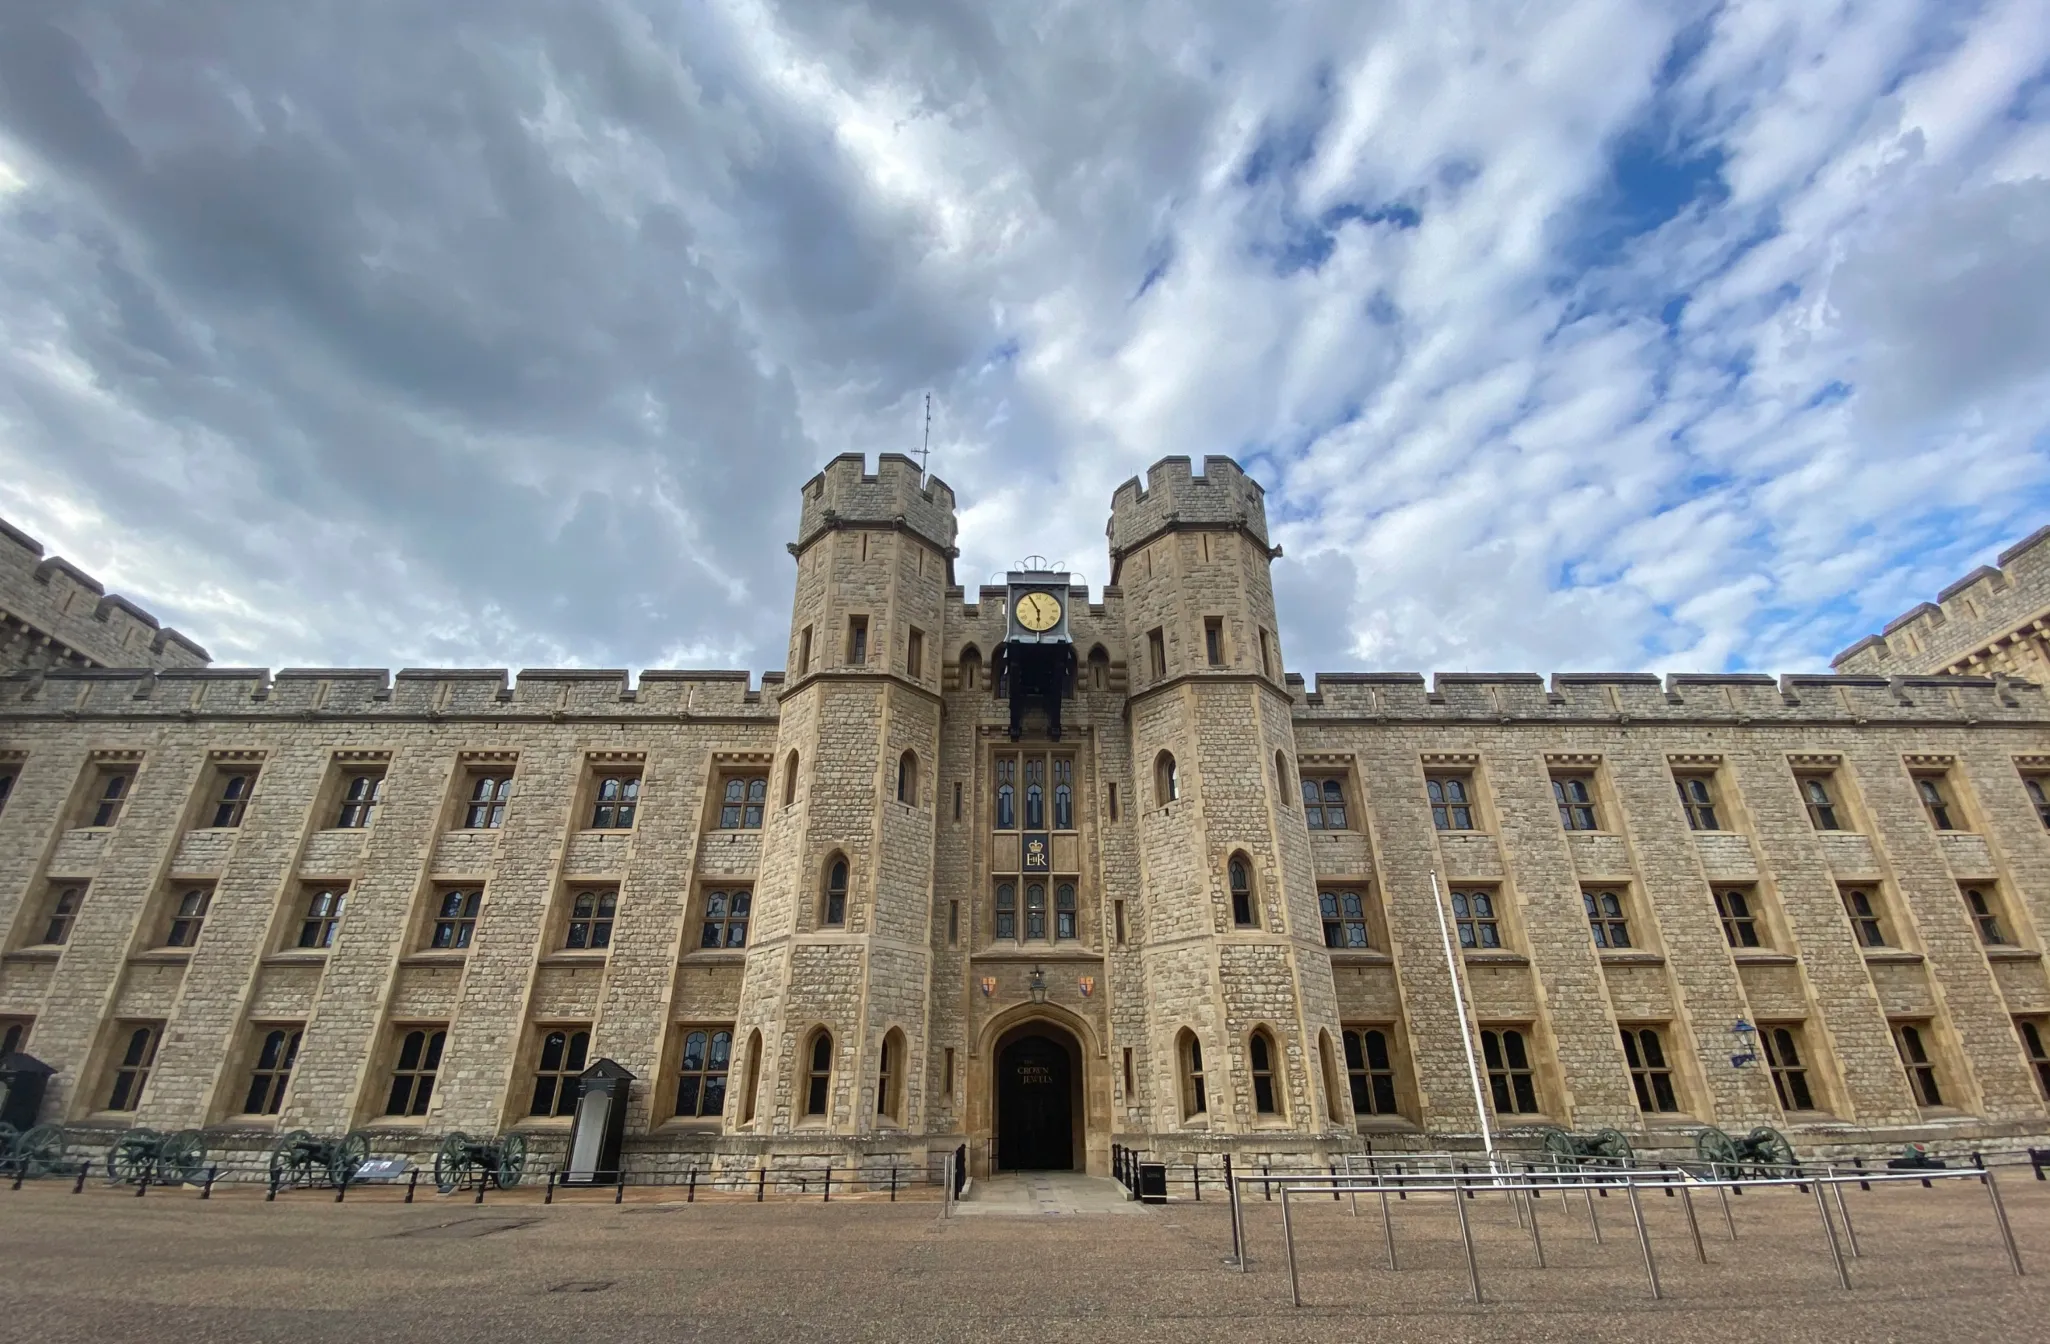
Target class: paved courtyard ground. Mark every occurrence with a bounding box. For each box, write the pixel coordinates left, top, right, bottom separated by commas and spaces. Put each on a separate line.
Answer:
0, 1170, 2045, 1342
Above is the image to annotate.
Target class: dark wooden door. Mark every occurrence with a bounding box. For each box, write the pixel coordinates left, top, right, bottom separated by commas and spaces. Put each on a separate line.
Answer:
996, 1034, 1074, 1170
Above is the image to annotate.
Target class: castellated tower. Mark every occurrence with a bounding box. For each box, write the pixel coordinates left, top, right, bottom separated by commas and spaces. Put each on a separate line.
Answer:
1109, 457, 1350, 1141
730, 454, 956, 1145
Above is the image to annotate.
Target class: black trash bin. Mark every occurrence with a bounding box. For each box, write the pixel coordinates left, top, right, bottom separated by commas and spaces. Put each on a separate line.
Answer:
1138, 1162, 1168, 1204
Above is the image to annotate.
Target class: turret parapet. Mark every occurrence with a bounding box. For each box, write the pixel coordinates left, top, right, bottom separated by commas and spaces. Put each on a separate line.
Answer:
1833, 523, 2050, 675
1106, 455, 1271, 559
794, 452, 958, 556
0, 516, 211, 672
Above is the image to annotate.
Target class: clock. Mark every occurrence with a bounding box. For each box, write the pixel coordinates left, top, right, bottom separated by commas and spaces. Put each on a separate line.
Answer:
1014, 591, 1064, 633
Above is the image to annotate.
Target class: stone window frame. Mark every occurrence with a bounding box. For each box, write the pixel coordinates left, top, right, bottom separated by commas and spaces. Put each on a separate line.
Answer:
580, 752, 646, 832
524, 1023, 593, 1120
798, 1026, 836, 1123
1226, 852, 1259, 929
1790, 757, 1853, 832
558, 884, 619, 952
875, 1026, 909, 1126
668, 1022, 735, 1124
381, 1024, 448, 1119
1154, 751, 1179, 807
783, 750, 802, 807
2015, 759, 2050, 830
738, 1030, 765, 1126
287, 882, 350, 953
74, 755, 142, 831
905, 626, 925, 680
895, 750, 920, 807
22, 879, 86, 949
233, 1022, 305, 1119
1958, 881, 2022, 948
1203, 615, 1225, 667
199, 753, 264, 830
0, 1017, 30, 1059
845, 613, 870, 667
2015, 1017, 2050, 1102
1449, 884, 1512, 953
1319, 884, 1376, 952
1341, 1022, 1412, 1123
97, 1020, 164, 1115
1618, 1023, 1683, 1115
420, 884, 484, 952
1299, 771, 1351, 830
0, 753, 19, 818
796, 624, 814, 675
1478, 1023, 1544, 1117
1673, 771, 1722, 832
1889, 1018, 1955, 1111
1838, 881, 1903, 951
696, 884, 752, 951
1245, 1025, 1288, 1119
322, 750, 391, 832
820, 854, 850, 928
157, 881, 215, 950
1147, 627, 1166, 681
1759, 1020, 1824, 1115
1175, 1027, 1208, 1124
1907, 759, 1967, 832
716, 770, 769, 829
447, 751, 518, 831
1582, 884, 1637, 952
1550, 771, 1601, 831
1711, 883, 1773, 952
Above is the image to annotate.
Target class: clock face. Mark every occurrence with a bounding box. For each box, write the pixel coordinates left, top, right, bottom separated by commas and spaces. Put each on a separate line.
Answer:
1014, 590, 1064, 632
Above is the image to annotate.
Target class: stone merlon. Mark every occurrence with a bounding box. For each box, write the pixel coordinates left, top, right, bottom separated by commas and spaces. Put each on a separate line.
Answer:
1107, 455, 1270, 561
0, 517, 210, 672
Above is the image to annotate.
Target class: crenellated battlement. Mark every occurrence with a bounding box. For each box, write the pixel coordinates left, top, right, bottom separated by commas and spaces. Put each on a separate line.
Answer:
1834, 524, 2050, 676
0, 517, 210, 673
794, 452, 957, 557
1287, 669, 2045, 725
1106, 455, 1270, 560
1, 665, 784, 721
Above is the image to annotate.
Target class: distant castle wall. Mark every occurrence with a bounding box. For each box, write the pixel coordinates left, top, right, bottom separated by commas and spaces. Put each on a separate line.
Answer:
0, 519, 209, 674
1835, 526, 2050, 679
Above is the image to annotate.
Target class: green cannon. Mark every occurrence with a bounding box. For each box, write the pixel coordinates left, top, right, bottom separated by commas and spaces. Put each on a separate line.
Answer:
0, 1122, 67, 1178
106, 1127, 208, 1185
1536, 1125, 1634, 1170
432, 1130, 528, 1194
1694, 1125, 1796, 1178
268, 1129, 372, 1188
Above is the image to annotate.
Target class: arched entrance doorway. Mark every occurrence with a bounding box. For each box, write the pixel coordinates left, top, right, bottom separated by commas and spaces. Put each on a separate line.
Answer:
994, 1025, 1082, 1171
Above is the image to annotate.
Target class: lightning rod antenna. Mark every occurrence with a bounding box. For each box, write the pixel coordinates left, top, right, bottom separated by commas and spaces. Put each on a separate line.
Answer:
917, 393, 932, 478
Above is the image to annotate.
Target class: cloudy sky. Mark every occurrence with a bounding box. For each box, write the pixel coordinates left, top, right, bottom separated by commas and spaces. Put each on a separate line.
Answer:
2, 1, 2047, 682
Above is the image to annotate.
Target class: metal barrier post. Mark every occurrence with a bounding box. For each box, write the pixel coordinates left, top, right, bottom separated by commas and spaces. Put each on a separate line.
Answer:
72, 1159, 90, 1195
1228, 1160, 1246, 1272
475, 1170, 488, 1205
1830, 1177, 1860, 1257
615, 1170, 627, 1205
687, 1169, 697, 1203
1329, 1162, 1341, 1203
404, 1170, 418, 1204
943, 1151, 953, 1219
889, 1165, 897, 1202
1280, 1189, 1300, 1308
1983, 1168, 2024, 1277
1585, 1179, 1602, 1244
757, 1166, 767, 1202
1854, 1155, 1870, 1191
135, 1167, 149, 1198
1528, 1183, 1546, 1268
1679, 1182, 1706, 1263
202, 1166, 217, 1200
10, 1161, 23, 1192
1344, 1154, 1358, 1218
1625, 1178, 1661, 1300
545, 1171, 555, 1205
1192, 1161, 1200, 1202
1263, 1164, 1272, 1201
335, 1168, 348, 1203
1379, 1187, 1396, 1270
1813, 1178, 1850, 1289
1453, 1172, 1483, 1303
1716, 1179, 1735, 1240
822, 1168, 830, 1203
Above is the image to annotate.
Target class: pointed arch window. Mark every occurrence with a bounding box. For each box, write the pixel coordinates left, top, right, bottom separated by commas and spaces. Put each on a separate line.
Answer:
897, 751, 919, 805
241, 1026, 302, 1115
822, 857, 849, 927
529, 1027, 591, 1116
1228, 855, 1257, 928
994, 881, 1016, 940
1053, 758, 1073, 829
1155, 752, 1178, 806
877, 1028, 907, 1124
1319, 1031, 1343, 1121
1055, 882, 1077, 940
1025, 882, 1047, 940
740, 1030, 764, 1124
1249, 1029, 1283, 1115
1344, 1027, 1400, 1115
959, 644, 983, 692
1025, 757, 1045, 828
674, 1026, 733, 1119
1087, 645, 1109, 690
1177, 1029, 1207, 1119
783, 750, 799, 806
995, 757, 1016, 829
803, 1030, 834, 1117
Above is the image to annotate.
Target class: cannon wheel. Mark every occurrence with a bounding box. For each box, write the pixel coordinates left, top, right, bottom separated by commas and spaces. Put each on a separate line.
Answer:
15, 1124, 65, 1177
108, 1128, 160, 1185
494, 1132, 528, 1188
329, 1131, 371, 1187
270, 1130, 315, 1186
1746, 1125, 1796, 1175
1593, 1129, 1633, 1167
433, 1131, 472, 1194
159, 1129, 208, 1185
1537, 1126, 1577, 1166
1695, 1125, 1739, 1176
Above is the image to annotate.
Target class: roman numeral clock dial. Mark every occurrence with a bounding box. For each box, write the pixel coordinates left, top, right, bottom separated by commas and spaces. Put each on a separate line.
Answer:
1014, 591, 1064, 632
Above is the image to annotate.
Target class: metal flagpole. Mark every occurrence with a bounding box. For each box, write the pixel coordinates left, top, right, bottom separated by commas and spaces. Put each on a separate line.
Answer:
1429, 871, 1496, 1167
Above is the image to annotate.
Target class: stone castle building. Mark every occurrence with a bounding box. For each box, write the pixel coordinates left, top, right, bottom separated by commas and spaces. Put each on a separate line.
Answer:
2, 455, 2049, 1179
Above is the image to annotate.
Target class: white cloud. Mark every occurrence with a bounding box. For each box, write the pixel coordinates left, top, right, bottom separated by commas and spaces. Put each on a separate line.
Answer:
0, 0, 2045, 680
